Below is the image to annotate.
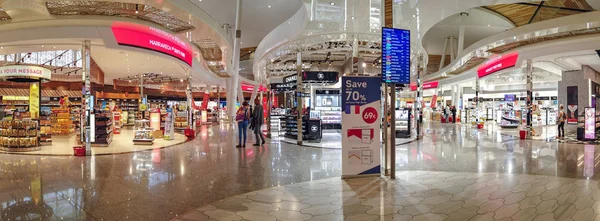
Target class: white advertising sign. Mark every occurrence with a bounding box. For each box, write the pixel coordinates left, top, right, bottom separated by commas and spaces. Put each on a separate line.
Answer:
0, 65, 51, 80
342, 77, 381, 177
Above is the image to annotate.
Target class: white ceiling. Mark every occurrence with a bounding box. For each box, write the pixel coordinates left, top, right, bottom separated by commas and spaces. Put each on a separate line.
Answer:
91, 47, 190, 85
534, 50, 600, 73
423, 8, 515, 55
192, 0, 303, 48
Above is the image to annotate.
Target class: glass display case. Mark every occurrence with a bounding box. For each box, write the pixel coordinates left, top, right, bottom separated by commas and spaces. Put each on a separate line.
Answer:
133, 119, 154, 145
395, 108, 411, 138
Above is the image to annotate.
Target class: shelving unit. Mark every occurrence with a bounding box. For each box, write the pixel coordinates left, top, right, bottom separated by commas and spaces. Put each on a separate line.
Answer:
52, 109, 73, 136
284, 115, 322, 141
174, 111, 188, 130
92, 110, 113, 147
395, 108, 411, 138
320, 109, 341, 129
39, 107, 52, 144
0, 118, 40, 151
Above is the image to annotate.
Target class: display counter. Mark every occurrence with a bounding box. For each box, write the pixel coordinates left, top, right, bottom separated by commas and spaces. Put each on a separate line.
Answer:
284, 115, 322, 141
395, 108, 411, 138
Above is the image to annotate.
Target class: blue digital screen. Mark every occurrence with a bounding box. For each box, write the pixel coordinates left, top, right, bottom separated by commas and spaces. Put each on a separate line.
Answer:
382, 27, 411, 84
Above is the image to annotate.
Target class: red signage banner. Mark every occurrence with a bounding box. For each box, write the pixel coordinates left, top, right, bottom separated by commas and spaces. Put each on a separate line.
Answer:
241, 84, 267, 92
410, 81, 439, 91
111, 22, 193, 66
201, 93, 210, 110
477, 52, 519, 78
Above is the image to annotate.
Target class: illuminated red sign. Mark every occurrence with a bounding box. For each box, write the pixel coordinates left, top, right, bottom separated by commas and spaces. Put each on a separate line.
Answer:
111, 22, 193, 66
241, 84, 267, 92
410, 81, 439, 91
477, 52, 519, 78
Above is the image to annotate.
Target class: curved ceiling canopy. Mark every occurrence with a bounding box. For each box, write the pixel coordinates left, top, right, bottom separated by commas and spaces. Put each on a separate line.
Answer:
45, 1, 195, 33
483, 0, 594, 27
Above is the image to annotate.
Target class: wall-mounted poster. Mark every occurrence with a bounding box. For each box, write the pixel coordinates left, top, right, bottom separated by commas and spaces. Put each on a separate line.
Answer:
585, 108, 596, 140
567, 86, 578, 124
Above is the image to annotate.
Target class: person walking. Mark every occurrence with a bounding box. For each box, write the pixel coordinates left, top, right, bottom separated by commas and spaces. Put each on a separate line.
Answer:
236, 101, 250, 148
557, 104, 566, 139
252, 98, 266, 146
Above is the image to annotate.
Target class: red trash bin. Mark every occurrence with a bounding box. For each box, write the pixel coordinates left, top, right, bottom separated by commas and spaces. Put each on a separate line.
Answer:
519, 130, 526, 140
441, 118, 446, 123
73, 146, 86, 156
477, 124, 484, 129
184, 129, 196, 138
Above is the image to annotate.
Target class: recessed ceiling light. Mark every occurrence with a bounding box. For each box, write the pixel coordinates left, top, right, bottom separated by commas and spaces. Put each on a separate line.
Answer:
330, 2, 335, 6
268, 5, 271, 8
41, 45, 44, 47
351, 16, 356, 20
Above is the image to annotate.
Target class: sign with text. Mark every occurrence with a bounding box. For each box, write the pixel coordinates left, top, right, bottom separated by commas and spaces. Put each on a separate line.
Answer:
477, 52, 519, 78
342, 77, 381, 177
111, 22, 193, 66
410, 81, 438, 91
382, 27, 410, 84
303, 71, 339, 83
0, 65, 51, 80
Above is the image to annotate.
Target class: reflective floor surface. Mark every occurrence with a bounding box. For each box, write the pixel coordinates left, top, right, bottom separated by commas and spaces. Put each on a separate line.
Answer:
0, 124, 341, 221
180, 170, 600, 221
0, 122, 598, 221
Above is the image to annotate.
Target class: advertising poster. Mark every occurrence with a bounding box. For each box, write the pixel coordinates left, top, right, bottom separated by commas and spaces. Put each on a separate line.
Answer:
29, 82, 40, 119
342, 77, 381, 177
164, 108, 174, 140
567, 86, 578, 124
585, 108, 595, 140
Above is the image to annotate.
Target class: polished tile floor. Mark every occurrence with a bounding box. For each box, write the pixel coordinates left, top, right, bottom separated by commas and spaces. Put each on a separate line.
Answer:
1, 122, 599, 221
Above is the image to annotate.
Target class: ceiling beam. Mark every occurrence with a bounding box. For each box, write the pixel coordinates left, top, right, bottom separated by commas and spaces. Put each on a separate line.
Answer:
516, 2, 593, 12
528, 1, 545, 25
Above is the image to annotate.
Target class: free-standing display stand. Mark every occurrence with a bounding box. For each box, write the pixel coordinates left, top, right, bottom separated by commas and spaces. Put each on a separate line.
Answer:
133, 119, 154, 145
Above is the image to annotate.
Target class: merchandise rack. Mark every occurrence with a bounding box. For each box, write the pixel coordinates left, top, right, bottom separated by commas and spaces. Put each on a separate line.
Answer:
92, 110, 113, 147
174, 111, 188, 130
52, 109, 74, 136
133, 119, 154, 145
39, 107, 52, 144
0, 117, 40, 151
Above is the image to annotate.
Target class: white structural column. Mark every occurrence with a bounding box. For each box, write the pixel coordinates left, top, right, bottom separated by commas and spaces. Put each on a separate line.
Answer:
296, 51, 303, 145
186, 74, 194, 129
228, 0, 243, 122
439, 37, 449, 71
449, 37, 456, 62
475, 77, 480, 125
250, 84, 259, 103
526, 59, 533, 138
81, 40, 92, 155
416, 55, 424, 139
458, 26, 466, 55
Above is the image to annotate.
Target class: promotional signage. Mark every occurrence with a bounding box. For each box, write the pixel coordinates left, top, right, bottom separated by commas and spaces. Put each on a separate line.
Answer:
534, 97, 550, 101
494, 98, 505, 101
382, 27, 411, 84
477, 52, 519, 78
567, 86, 578, 124
303, 71, 339, 83
409, 81, 438, 91
0, 65, 51, 81
585, 107, 596, 139
111, 22, 193, 66
342, 77, 381, 177
201, 93, 210, 110
29, 82, 40, 119
164, 108, 174, 140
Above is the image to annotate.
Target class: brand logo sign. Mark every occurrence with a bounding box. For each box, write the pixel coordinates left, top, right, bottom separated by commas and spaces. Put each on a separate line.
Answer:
410, 81, 438, 91
111, 22, 193, 66
311, 125, 319, 132
477, 52, 519, 78
0, 65, 51, 80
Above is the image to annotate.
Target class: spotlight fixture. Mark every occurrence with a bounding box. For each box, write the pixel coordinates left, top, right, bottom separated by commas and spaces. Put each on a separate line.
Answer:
330, 2, 335, 6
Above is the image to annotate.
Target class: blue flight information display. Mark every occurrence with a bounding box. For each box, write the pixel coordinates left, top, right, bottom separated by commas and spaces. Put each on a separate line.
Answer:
382, 27, 410, 84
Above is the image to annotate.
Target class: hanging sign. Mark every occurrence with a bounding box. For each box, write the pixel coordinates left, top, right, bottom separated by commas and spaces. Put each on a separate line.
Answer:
111, 22, 193, 66
201, 93, 210, 110
410, 81, 438, 91
0, 65, 51, 81
342, 77, 381, 178
477, 52, 519, 78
